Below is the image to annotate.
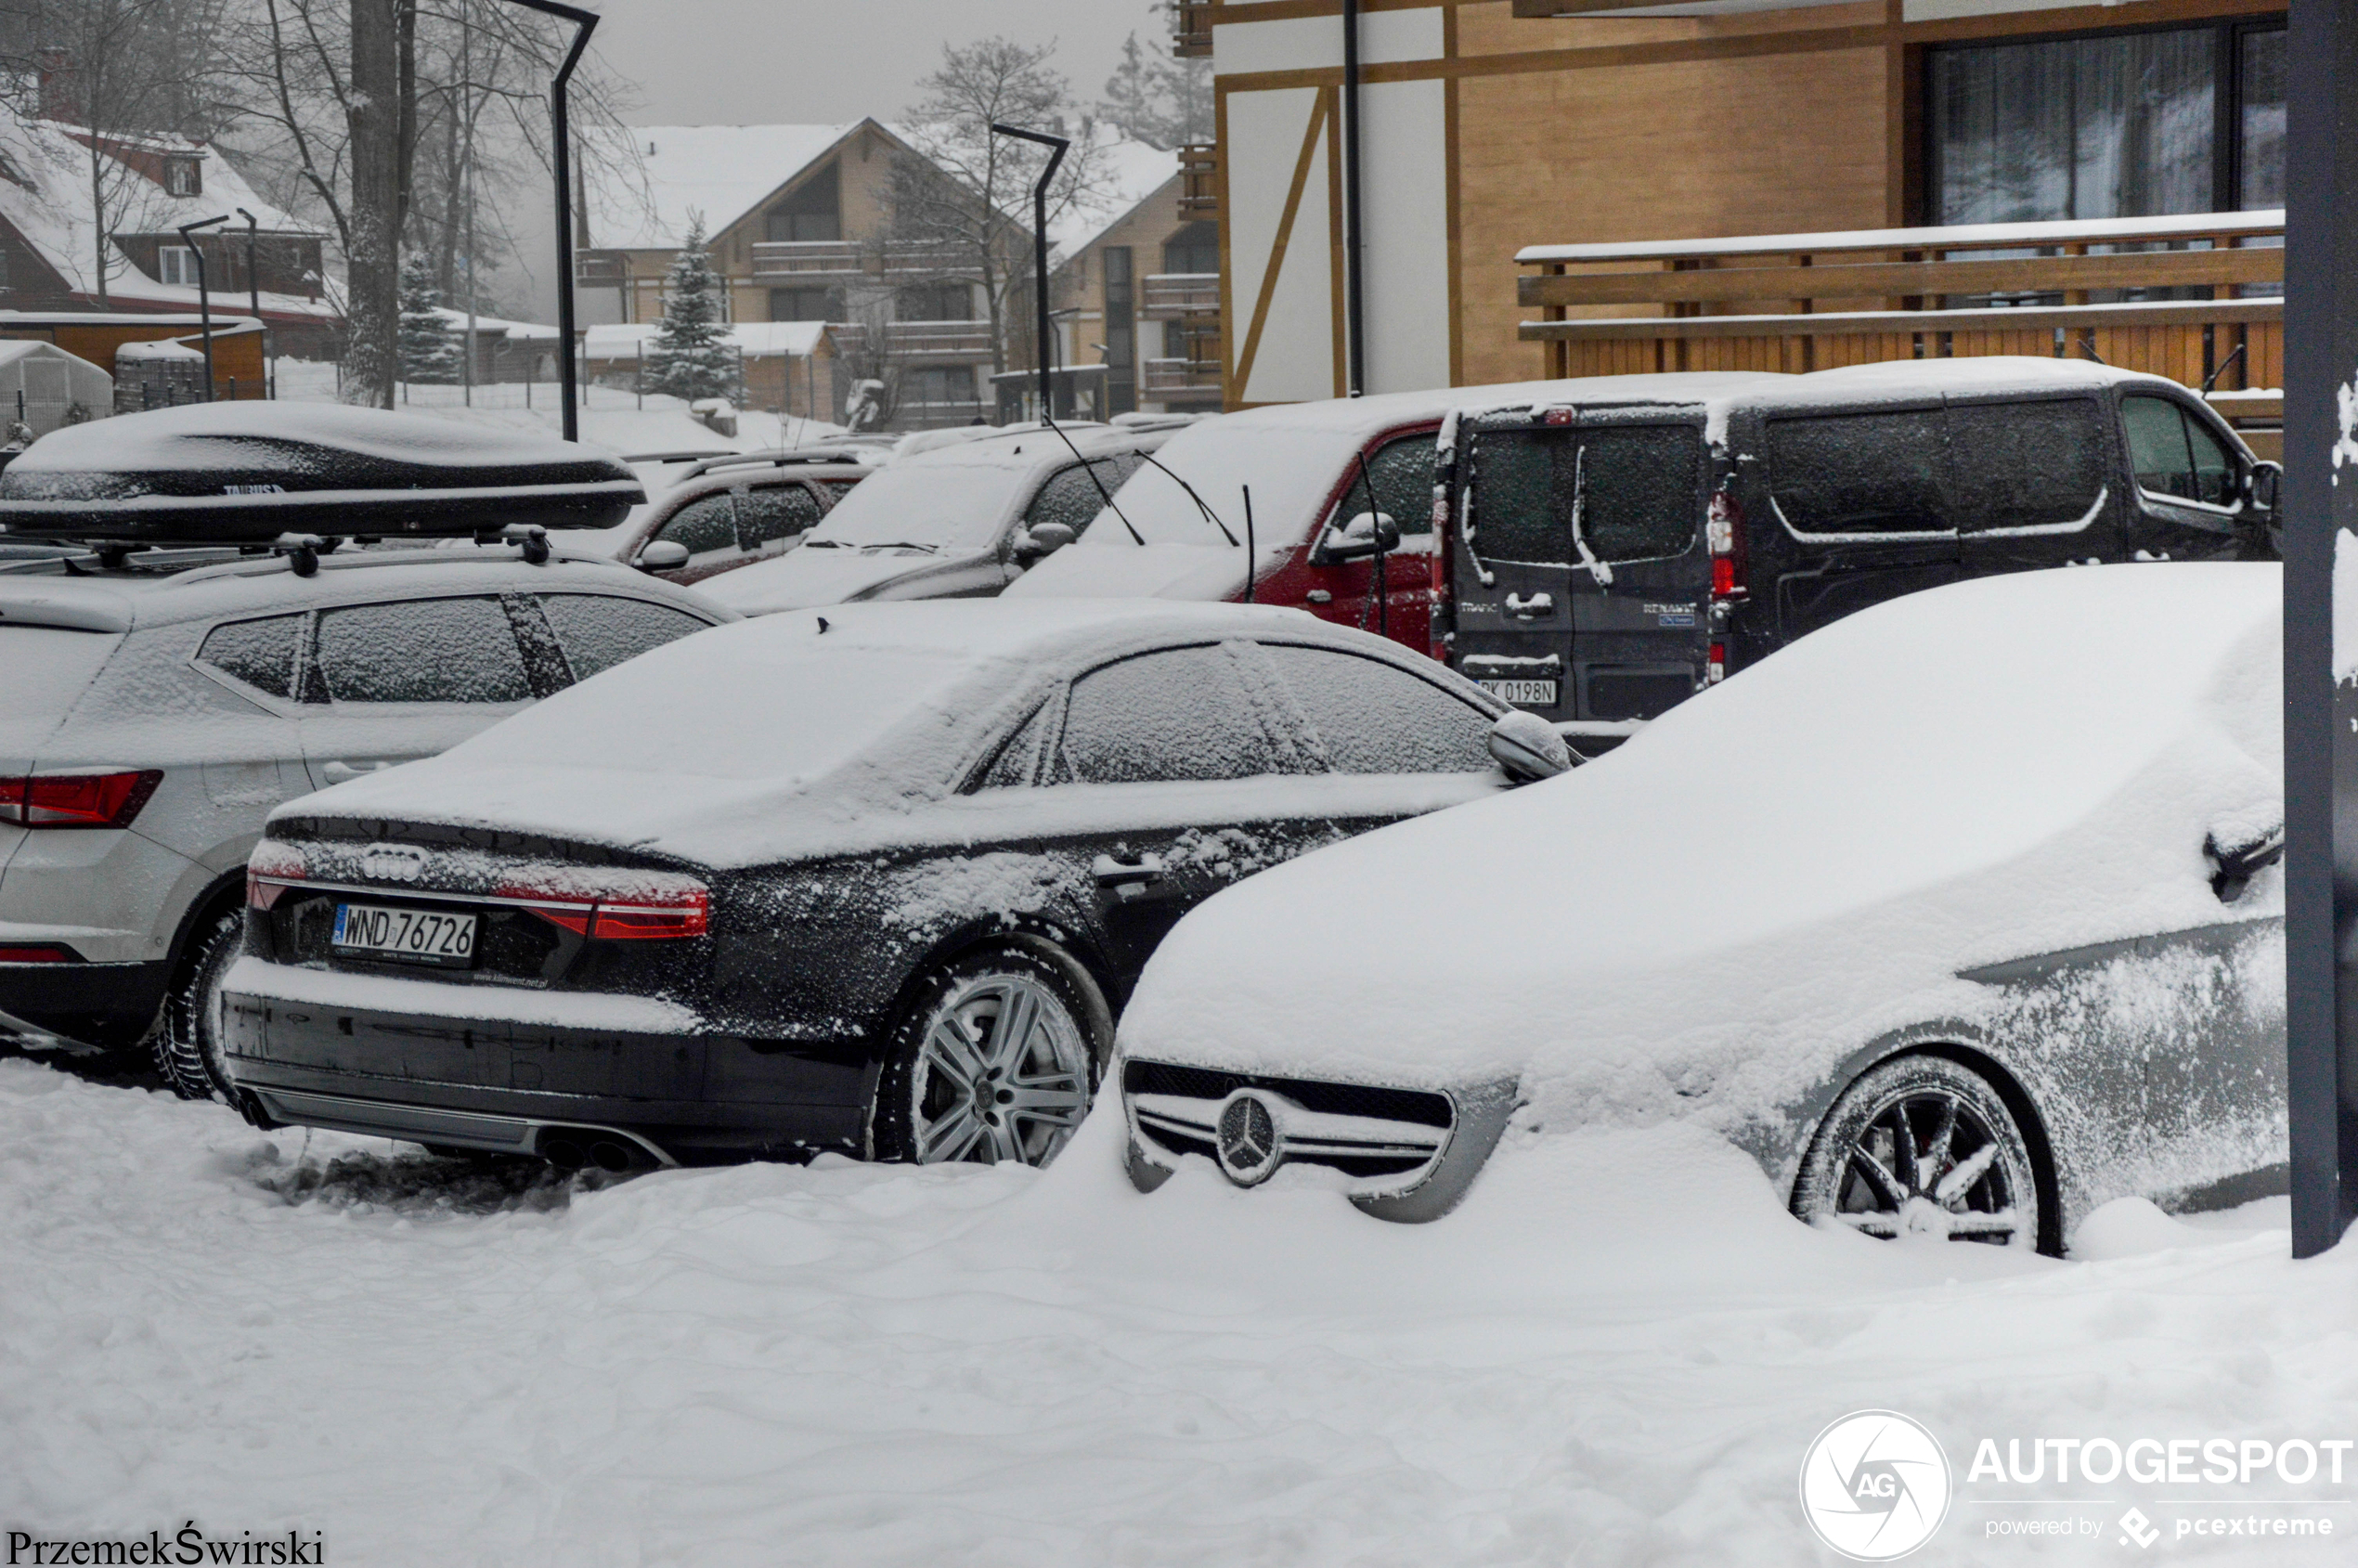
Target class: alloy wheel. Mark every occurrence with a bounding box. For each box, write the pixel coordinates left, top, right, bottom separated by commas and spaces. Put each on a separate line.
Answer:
908, 972, 1093, 1166
1826, 1083, 2032, 1246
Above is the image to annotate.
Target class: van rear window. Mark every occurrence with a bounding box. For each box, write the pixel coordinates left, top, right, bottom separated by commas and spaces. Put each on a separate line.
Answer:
1768, 409, 1948, 534
1471, 425, 1701, 565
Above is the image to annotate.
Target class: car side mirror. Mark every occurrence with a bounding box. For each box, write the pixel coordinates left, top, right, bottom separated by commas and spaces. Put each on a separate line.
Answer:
2206, 821, 2284, 903
2246, 460, 2282, 514
1487, 709, 1574, 784
1013, 521, 1077, 564
1315, 511, 1401, 564
635, 539, 692, 572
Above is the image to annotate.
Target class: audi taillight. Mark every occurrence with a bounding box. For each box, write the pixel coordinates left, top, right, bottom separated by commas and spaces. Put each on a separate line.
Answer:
496, 869, 710, 941
247, 841, 307, 911
1706, 490, 1746, 603
0, 770, 163, 829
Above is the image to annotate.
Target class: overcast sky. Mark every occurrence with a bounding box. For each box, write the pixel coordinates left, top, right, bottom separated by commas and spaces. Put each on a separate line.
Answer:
590, 0, 1150, 127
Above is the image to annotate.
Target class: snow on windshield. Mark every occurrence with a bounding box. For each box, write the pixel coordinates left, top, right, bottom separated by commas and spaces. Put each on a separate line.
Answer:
1076, 421, 1357, 551
802, 448, 1040, 551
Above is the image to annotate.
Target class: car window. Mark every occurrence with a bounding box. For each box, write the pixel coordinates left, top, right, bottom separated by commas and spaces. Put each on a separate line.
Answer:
734, 483, 823, 548
1331, 434, 1436, 540
818, 479, 861, 506
1058, 644, 1285, 784
1946, 398, 2108, 532
1767, 409, 1950, 534
1469, 431, 1562, 564
314, 597, 530, 704
1259, 644, 1495, 773
973, 702, 1052, 790
1467, 425, 1700, 563
2184, 412, 2238, 508
537, 593, 713, 681
197, 613, 302, 699
655, 492, 738, 554
2122, 395, 2201, 502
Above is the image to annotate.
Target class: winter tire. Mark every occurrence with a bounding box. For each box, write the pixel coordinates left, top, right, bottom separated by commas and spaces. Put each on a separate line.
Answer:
1792, 1054, 2045, 1253
154, 904, 245, 1103
874, 944, 1106, 1168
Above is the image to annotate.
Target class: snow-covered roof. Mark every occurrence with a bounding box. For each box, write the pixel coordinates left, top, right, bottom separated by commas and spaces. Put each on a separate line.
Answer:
0, 111, 334, 318
583, 123, 867, 251
0, 339, 101, 369
1051, 137, 1182, 260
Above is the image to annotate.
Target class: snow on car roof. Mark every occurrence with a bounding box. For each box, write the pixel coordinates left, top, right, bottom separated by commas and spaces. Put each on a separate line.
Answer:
1118, 564, 2282, 1123
3, 399, 616, 480
282, 598, 1332, 863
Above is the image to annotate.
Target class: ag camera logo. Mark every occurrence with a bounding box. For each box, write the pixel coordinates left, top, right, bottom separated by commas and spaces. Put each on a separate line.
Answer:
1800, 1410, 1952, 1561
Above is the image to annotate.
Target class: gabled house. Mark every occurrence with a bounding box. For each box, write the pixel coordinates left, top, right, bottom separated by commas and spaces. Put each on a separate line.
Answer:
0, 105, 341, 365
578, 120, 1011, 430
1049, 141, 1222, 418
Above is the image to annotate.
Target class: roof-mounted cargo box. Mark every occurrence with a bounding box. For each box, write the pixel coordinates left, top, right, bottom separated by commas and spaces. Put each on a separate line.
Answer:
0, 402, 644, 543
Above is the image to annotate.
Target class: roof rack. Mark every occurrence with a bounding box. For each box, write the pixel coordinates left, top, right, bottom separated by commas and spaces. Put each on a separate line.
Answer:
672, 447, 876, 482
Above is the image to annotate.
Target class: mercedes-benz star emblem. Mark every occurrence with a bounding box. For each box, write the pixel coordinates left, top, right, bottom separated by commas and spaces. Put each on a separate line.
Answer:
1216, 1091, 1282, 1186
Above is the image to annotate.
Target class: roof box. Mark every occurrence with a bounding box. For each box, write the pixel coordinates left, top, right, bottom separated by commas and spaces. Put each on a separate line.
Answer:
0, 402, 644, 543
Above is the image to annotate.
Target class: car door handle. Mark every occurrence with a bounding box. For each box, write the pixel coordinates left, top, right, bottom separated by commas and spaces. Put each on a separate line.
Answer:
320, 759, 397, 784
1505, 591, 1555, 617
1093, 852, 1166, 888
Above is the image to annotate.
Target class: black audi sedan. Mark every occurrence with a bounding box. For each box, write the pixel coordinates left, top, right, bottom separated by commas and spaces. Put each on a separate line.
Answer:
218, 601, 1561, 1171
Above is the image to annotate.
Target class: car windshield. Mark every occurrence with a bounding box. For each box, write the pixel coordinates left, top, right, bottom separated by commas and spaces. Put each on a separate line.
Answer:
800, 451, 1042, 552
1075, 421, 1376, 551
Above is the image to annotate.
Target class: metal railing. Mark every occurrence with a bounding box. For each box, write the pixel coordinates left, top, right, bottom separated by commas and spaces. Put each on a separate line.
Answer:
1140, 273, 1220, 320
1517, 210, 2285, 398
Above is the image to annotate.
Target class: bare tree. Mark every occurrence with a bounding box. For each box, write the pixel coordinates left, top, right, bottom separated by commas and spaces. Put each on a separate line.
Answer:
892, 37, 1111, 377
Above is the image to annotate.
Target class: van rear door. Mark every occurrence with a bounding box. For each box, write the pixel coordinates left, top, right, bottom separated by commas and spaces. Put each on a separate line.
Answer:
1757, 402, 1961, 642
1449, 409, 1709, 727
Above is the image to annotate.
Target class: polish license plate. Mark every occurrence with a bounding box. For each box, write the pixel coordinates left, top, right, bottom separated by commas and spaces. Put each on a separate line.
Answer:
1478, 679, 1560, 707
332, 902, 477, 967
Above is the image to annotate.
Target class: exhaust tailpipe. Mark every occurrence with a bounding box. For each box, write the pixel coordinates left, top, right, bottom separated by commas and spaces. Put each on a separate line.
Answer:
589, 1140, 639, 1173
539, 1135, 586, 1170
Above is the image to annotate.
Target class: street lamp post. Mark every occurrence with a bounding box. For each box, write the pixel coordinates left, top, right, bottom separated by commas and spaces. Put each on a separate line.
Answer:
233, 207, 267, 397
503, 0, 599, 443
989, 122, 1069, 424
176, 214, 229, 402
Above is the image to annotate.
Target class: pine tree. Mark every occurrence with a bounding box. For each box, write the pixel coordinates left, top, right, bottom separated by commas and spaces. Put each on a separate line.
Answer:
397, 252, 464, 384
644, 217, 739, 403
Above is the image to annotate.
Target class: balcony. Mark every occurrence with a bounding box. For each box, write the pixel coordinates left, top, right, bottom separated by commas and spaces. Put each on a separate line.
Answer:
831, 319, 996, 362
1179, 144, 1218, 221
1173, 1, 1211, 58
750, 240, 966, 279
575, 253, 626, 286
1140, 273, 1220, 321
1142, 356, 1222, 396
1517, 210, 2284, 404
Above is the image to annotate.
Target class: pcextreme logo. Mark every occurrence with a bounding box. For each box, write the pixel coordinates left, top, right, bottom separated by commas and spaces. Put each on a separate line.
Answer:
1800, 1410, 1954, 1562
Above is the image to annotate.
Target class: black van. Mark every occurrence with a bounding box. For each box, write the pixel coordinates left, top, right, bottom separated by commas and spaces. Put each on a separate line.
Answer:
1441, 358, 2278, 739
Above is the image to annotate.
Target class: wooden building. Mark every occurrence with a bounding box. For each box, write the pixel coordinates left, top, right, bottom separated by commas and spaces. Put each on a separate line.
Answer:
1050, 146, 1225, 418
1200, 0, 2285, 408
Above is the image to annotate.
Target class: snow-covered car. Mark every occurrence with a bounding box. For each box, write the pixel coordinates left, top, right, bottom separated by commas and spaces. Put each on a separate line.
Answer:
0, 544, 731, 1097
1117, 564, 2284, 1247
605, 449, 872, 585
699, 422, 1176, 616
216, 602, 1567, 1173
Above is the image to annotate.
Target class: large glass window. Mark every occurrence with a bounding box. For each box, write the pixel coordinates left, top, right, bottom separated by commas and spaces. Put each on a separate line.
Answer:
763, 163, 840, 243
1929, 24, 2286, 223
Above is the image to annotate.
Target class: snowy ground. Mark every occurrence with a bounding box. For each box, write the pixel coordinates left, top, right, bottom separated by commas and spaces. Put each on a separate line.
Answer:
271, 359, 849, 459
3, 1056, 2352, 1566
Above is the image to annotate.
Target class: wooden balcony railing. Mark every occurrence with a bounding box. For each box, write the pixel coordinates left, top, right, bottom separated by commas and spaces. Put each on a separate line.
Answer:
1173, 1, 1212, 58
750, 240, 966, 279
1142, 356, 1222, 395
1178, 144, 1218, 221
830, 319, 996, 361
1140, 273, 1220, 320
1517, 210, 2284, 397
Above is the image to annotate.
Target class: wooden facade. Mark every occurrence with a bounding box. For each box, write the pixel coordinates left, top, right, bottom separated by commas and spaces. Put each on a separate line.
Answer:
1202, 0, 2287, 404
1052, 171, 1224, 417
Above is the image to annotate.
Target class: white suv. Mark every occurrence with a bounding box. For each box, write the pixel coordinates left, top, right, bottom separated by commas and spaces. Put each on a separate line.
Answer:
0, 544, 731, 1097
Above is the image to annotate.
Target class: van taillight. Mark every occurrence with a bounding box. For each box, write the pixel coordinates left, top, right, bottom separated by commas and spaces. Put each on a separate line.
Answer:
496, 870, 710, 941
0, 770, 163, 829
1707, 490, 1746, 602
247, 841, 307, 910
1708, 642, 1728, 684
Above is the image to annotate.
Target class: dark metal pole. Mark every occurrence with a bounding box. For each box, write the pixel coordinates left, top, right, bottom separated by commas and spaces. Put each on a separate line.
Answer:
234, 208, 265, 398
177, 214, 228, 402
991, 123, 1069, 424
2286, 0, 2358, 1258
1341, 0, 1365, 397
506, 0, 598, 443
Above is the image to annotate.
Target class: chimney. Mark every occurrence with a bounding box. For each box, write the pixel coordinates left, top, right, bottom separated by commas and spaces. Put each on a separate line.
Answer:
36, 48, 80, 125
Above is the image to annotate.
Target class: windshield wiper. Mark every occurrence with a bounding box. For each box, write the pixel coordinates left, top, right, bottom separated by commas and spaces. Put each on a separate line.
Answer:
858, 540, 942, 553
802, 538, 848, 548
1135, 451, 1239, 547
1568, 446, 1613, 587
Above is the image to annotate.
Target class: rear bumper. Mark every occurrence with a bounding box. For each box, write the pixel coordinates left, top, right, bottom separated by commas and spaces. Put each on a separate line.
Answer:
0, 958, 171, 1049
219, 978, 872, 1163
